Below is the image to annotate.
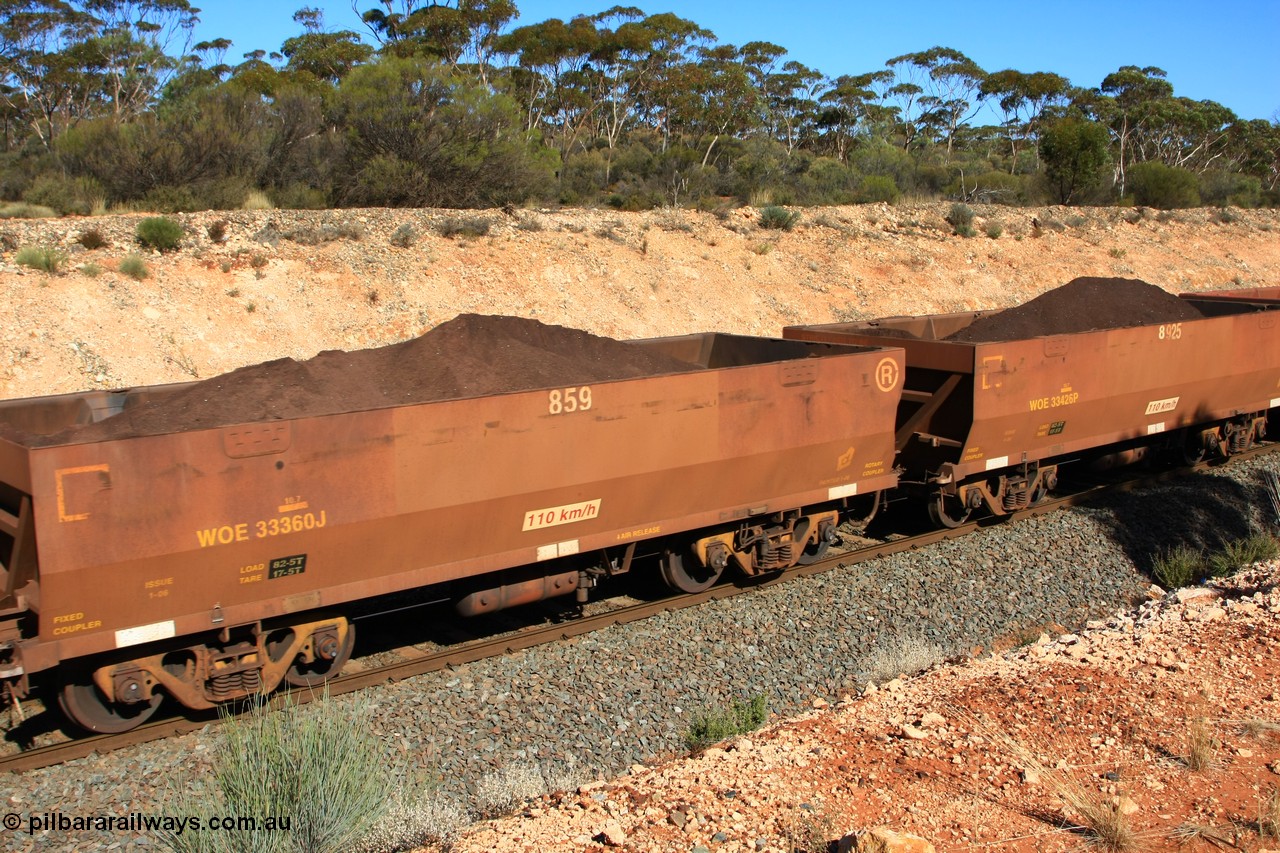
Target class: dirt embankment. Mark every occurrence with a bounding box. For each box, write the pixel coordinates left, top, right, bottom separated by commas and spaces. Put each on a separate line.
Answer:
1, 203, 1278, 400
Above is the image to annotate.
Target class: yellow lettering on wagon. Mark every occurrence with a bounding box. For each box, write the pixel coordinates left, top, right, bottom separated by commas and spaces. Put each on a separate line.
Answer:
51, 612, 102, 635
196, 508, 328, 548
616, 525, 661, 542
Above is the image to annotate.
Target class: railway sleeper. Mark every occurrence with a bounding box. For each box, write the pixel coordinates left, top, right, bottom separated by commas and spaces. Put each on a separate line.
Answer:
63, 616, 352, 731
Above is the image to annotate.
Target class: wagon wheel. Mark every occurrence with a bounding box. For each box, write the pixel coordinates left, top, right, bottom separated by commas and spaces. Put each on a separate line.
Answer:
927, 492, 971, 529
797, 521, 838, 566
796, 538, 829, 565
284, 623, 356, 688
1180, 430, 1208, 466
59, 669, 163, 734
658, 547, 723, 594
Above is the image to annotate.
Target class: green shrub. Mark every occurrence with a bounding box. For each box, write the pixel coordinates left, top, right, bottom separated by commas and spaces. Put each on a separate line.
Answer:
23, 173, 103, 215
859, 175, 900, 204
1199, 170, 1261, 208
136, 216, 184, 251
77, 228, 109, 250
946, 203, 976, 237
162, 695, 389, 853
684, 694, 768, 751
15, 245, 68, 273
0, 202, 58, 219
79, 262, 103, 277
1208, 534, 1280, 578
758, 205, 799, 231
436, 215, 492, 239
141, 184, 201, 213
1152, 544, 1202, 589
1128, 161, 1200, 209
389, 223, 417, 248
119, 254, 149, 280
985, 222, 1004, 239
272, 183, 329, 210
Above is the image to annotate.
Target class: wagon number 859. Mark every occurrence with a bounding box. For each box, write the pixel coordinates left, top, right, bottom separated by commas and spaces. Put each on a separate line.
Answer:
1158, 323, 1182, 340
549, 386, 592, 415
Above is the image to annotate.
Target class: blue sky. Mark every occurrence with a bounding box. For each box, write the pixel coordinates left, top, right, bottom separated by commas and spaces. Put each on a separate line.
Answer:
196, 0, 1280, 121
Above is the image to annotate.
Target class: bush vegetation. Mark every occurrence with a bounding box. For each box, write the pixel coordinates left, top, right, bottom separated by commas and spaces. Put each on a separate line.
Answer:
15, 245, 68, 273
946, 203, 976, 237
0, 202, 57, 219
758, 205, 799, 230
1152, 533, 1279, 589
684, 694, 768, 751
164, 695, 388, 853
436, 215, 492, 239
136, 217, 184, 251
76, 228, 108, 249
1128, 161, 1201, 209
389, 223, 417, 248
118, 254, 149, 280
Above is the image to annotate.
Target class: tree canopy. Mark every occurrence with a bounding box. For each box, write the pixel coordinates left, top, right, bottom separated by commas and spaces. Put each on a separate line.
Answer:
1, 1, 1274, 212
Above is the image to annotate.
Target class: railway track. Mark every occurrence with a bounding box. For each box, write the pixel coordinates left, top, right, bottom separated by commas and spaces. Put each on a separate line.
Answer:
2, 444, 1274, 774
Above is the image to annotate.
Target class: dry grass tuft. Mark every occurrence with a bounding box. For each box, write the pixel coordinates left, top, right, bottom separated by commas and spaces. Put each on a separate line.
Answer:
1170, 822, 1232, 845
1185, 697, 1218, 772
962, 710, 1142, 851
779, 804, 833, 853
1240, 719, 1280, 740
1261, 786, 1280, 839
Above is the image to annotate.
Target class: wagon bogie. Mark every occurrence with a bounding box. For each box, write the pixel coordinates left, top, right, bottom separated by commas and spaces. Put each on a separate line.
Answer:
689, 507, 841, 579
56, 615, 351, 732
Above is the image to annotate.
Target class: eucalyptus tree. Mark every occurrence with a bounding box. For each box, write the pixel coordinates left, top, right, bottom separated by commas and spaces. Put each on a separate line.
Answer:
979, 69, 1069, 171
494, 15, 600, 166
884, 46, 986, 156
670, 42, 759, 166
1088, 65, 1174, 195
1127, 96, 1236, 174
814, 70, 892, 161
737, 39, 784, 137
356, 0, 516, 86
282, 6, 372, 84
766, 60, 824, 155
1228, 118, 1280, 193
0, 0, 200, 149
619, 11, 711, 152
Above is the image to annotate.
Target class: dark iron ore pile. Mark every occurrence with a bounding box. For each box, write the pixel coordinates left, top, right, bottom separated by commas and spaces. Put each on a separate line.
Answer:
39, 314, 694, 445
946, 276, 1204, 341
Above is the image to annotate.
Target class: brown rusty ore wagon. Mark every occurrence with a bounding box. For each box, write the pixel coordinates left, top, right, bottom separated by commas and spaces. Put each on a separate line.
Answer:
0, 332, 902, 731
784, 285, 1280, 527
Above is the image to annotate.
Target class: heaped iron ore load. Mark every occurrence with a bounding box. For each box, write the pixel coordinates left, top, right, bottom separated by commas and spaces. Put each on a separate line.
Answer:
784, 278, 1280, 527
0, 316, 902, 731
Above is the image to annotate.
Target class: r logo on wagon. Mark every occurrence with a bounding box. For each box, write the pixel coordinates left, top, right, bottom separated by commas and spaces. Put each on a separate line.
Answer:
874, 357, 899, 392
